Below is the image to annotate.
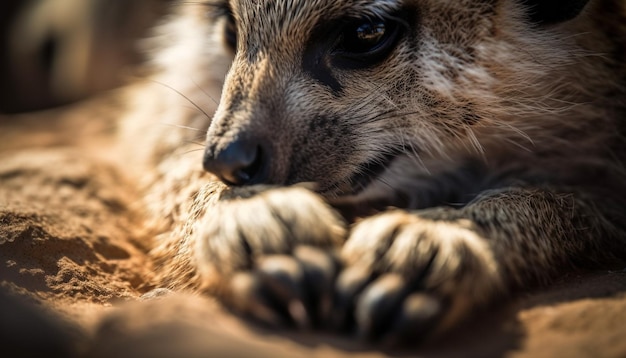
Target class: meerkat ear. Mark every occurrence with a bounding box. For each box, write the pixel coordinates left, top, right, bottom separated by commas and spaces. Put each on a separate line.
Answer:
519, 0, 591, 25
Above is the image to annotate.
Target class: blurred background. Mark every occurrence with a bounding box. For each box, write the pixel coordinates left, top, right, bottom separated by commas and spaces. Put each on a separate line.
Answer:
0, 0, 172, 114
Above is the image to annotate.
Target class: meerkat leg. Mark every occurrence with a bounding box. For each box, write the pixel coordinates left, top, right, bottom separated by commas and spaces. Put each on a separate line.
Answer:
333, 187, 620, 343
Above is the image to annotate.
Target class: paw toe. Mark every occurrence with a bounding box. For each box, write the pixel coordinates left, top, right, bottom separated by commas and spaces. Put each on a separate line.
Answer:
228, 247, 340, 330
353, 278, 446, 345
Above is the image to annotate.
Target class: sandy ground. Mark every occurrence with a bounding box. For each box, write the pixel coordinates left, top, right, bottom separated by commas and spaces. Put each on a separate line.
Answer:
1, 100, 625, 357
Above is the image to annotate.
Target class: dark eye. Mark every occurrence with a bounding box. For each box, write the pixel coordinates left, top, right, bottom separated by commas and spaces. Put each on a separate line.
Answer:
223, 11, 237, 50
334, 18, 401, 67
344, 21, 386, 52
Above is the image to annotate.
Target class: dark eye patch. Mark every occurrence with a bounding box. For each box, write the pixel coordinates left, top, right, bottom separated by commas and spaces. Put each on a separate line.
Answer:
203, 0, 237, 51
223, 9, 237, 50
519, 0, 590, 25
302, 9, 411, 93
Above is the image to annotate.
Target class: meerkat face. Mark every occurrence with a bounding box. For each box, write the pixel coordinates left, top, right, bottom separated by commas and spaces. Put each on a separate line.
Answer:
201, 0, 591, 196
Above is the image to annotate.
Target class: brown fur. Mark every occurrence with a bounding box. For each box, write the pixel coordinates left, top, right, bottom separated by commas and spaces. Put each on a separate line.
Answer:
120, 0, 626, 341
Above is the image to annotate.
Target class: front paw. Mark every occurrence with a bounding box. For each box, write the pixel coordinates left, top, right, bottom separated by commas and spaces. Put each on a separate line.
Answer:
334, 210, 505, 344
195, 186, 347, 327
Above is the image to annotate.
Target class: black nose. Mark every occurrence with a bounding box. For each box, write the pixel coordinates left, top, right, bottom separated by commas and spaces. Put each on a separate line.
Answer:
203, 138, 268, 185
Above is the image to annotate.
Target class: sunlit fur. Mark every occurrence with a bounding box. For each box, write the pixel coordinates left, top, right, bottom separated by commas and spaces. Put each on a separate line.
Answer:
119, 0, 626, 335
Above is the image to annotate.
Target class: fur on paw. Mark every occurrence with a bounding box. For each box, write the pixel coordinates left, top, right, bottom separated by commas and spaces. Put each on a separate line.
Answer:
194, 186, 347, 326
334, 210, 505, 344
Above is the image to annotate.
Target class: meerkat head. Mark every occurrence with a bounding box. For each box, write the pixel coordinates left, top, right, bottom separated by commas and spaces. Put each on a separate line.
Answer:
200, 0, 594, 196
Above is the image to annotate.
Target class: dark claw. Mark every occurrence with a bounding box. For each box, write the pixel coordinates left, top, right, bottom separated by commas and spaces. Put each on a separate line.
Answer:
229, 272, 287, 328
383, 293, 443, 346
354, 273, 408, 342
256, 255, 310, 329
293, 246, 338, 327
332, 265, 376, 332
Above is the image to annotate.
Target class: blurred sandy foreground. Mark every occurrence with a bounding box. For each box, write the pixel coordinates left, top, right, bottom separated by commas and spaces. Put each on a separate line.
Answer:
1, 0, 626, 357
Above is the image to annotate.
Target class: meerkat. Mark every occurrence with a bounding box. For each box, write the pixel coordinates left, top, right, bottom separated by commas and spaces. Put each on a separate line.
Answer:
125, 0, 626, 343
